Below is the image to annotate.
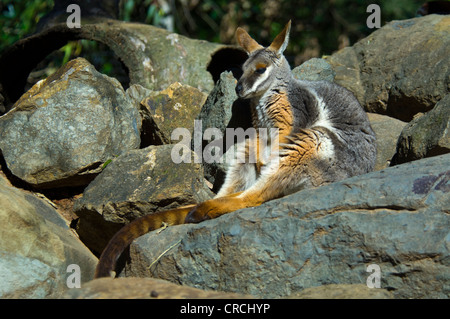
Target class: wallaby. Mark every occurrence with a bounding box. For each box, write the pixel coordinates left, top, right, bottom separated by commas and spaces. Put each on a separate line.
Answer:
94, 20, 376, 278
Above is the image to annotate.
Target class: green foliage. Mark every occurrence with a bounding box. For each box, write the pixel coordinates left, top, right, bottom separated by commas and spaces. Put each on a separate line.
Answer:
117, 0, 425, 64
0, 0, 428, 73
120, 0, 167, 25
0, 0, 54, 53
102, 159, 113, 170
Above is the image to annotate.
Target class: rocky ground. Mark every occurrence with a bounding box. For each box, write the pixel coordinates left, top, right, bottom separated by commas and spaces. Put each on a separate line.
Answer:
0, 14, 448, 299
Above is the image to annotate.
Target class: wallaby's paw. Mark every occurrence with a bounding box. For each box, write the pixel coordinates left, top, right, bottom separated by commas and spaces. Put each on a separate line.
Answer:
185, 201, 217, 223
185, 198, 240, 223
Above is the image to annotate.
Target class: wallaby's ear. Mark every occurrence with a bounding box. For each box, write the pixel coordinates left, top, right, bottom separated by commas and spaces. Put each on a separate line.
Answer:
268, 20, 291, 56
236, 27, 263, 54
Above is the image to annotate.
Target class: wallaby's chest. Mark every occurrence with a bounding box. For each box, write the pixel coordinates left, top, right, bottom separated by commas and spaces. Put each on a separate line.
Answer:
251, 90, 294, 140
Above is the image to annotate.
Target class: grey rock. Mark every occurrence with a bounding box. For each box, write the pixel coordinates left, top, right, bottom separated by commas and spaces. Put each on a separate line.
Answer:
196, 71, 239, 135
292, 58, 336, 82
0, 177, 97, 298
367, 113, 407, 170
392, 94, 450, 165
327, 15, 450, 122
126, 84, 154, 108
123, 154, 449, 299
0, 58, 141, 189
74, 144, 214, 254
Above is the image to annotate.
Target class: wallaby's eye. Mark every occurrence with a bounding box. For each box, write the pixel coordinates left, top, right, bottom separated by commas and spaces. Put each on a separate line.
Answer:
255, 67, 266, 75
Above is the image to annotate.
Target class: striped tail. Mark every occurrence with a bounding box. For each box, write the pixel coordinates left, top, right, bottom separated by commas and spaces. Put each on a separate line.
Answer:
94, 204, 196, 278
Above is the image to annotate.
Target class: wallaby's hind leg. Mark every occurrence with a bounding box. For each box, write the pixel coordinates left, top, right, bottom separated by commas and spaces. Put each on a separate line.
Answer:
186, 129, 326, 222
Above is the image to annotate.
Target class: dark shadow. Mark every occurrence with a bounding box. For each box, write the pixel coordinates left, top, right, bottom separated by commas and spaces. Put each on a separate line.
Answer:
207, 46, 248, 83
0, 25, 130, 114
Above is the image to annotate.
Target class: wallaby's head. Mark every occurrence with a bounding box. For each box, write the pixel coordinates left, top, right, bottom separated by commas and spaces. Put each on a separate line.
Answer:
235, 20, 291, 99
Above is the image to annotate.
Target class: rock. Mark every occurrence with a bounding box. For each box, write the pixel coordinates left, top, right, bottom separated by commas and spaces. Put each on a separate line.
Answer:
0, 174, 97, 298
74, 144, 214, 254
196, 72, 240, 136
287, 284, 393, 299
123, 154, 449, 299
392, 94, 450, 165
292, 58, 336, 82
0, 58, 141, 189
327, 15, 450, 121
63, 277, 253, 299
367, 113, 407, 170
140, 82, 208, 145
126, 84, 154, 107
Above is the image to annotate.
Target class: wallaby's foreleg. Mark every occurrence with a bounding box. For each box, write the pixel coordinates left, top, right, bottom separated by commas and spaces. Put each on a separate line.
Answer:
214, 136, 260, 198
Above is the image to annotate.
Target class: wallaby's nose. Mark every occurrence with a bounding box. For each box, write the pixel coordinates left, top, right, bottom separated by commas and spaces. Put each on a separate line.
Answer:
235, 83, 243, 96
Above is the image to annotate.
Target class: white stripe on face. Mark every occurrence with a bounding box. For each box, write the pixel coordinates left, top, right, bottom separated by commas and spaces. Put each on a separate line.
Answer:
248, 65, 273, 94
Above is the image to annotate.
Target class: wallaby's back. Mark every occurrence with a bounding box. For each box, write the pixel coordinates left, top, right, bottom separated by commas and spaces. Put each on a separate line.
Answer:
286, 79, 376, 179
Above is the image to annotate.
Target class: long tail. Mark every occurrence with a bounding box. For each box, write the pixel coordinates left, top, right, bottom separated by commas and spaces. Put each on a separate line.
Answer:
94, 204, 196, 278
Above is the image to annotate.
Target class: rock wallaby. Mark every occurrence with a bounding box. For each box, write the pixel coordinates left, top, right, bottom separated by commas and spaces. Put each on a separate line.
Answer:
94, 20, 376, 278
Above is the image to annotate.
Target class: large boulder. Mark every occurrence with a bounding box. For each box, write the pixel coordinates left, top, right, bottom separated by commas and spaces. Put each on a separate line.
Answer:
327, 14, 449, 122
122, 154, 449, 299
0, 58, 141, 189
74, 144, 214, 254
0, 174, 97, 298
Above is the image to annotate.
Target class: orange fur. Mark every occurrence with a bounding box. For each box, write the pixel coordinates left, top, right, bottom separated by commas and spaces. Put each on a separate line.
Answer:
266, 91, 294, 142
236, 27, 263, 53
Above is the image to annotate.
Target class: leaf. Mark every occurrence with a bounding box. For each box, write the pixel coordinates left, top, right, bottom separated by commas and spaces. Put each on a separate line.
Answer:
102, 159, 113, 170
